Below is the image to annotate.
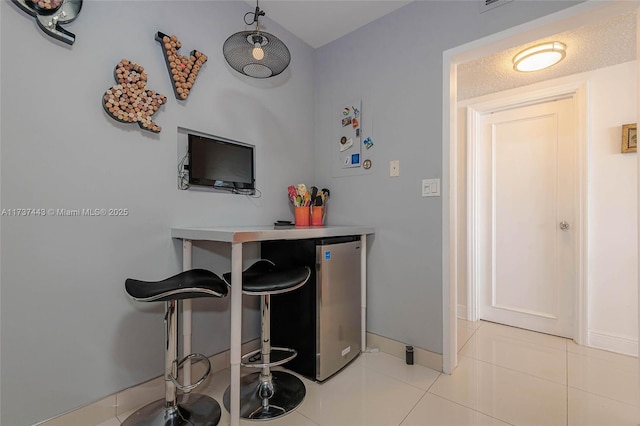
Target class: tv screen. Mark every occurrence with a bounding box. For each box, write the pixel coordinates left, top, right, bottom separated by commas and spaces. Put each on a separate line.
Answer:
188, 133, 255, 191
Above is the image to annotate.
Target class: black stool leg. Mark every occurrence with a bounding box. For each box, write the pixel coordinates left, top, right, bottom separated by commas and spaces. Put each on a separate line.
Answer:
122, 300, 222, 426
224, 294, 306, 420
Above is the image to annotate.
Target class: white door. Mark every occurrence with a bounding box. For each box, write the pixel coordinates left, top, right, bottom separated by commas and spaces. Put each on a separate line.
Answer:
477, 97, 576, 338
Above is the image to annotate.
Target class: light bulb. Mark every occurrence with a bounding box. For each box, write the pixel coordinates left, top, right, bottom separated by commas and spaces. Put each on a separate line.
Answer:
252, 43, 264, 60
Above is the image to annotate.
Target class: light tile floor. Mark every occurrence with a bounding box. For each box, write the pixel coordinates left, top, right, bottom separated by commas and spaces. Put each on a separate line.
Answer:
95, 320, 639, 425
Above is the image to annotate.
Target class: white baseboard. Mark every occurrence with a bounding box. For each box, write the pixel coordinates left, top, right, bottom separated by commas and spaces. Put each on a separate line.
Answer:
366, 332, 443, 372
587, 330, 638, 357
457, 304, 467, 320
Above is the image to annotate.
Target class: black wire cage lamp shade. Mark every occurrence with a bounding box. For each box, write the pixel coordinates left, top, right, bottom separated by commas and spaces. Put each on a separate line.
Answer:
223, 1, 291, 79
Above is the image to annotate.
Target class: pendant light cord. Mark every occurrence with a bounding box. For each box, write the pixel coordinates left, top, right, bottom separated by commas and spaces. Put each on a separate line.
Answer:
244, 0, 265, 28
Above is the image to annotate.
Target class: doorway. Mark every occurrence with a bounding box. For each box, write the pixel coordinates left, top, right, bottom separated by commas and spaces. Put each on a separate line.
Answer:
467, 92, 581, 339
441, 1, 638, 374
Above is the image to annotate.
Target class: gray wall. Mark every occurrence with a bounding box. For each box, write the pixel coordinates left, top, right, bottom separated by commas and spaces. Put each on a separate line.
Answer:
0, 1, 315, 424
313, 0, 579, 353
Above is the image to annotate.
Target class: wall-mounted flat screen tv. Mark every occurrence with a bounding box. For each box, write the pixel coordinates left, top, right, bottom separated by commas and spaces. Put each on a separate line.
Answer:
188, 133, 255, 192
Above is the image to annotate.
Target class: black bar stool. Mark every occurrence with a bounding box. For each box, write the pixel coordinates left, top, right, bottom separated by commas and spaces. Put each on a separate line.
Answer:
222, 260, 311, 420
122, 269, 228, 426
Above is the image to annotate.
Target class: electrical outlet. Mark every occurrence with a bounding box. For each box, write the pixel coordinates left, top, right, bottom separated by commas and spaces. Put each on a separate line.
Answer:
390, 160, 400, 177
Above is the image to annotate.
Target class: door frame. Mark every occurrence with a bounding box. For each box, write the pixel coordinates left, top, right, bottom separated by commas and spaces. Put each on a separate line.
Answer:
465, 82, 588, 342
441, 0, 639, 374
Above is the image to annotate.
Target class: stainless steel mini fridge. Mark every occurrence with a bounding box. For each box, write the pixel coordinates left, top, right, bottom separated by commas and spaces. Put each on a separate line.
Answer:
262, 236, 362, 381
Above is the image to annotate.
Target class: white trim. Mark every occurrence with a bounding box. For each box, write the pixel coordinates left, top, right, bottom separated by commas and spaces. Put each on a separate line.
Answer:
466, 106, 479, 323
573, 82, 589, 346
588, 330, 638, 357
457, 304, 467, 320
637, 5, 640, 387
442, 0, 633, 373
442, 58, 457, 375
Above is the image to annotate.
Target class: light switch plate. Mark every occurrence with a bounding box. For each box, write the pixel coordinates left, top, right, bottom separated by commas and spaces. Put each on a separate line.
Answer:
390, 160, 399, 177
422, 179, 440, 197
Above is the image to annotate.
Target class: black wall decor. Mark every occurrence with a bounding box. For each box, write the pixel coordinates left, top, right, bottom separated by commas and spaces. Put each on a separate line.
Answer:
12, 0, 82, 45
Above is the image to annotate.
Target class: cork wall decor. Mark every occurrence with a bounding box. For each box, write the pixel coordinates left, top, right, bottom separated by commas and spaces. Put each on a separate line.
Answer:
156, 32, 208, 100
102, 59, 167, 133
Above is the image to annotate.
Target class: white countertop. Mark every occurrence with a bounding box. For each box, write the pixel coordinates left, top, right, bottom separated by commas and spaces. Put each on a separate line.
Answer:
171, 225, 375, 243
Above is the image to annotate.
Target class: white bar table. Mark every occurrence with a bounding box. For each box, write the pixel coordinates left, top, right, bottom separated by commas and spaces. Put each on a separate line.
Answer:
171, 225, 375, 426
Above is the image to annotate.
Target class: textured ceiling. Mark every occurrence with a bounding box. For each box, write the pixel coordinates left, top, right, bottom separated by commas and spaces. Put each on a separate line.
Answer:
457, 11, 637, 101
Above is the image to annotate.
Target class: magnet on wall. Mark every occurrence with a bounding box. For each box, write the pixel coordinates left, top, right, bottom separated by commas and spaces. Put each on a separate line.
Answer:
352, 106, 360, 118
351, 153, 360, 165
343, 107, 351, 116
363, 159, 372, 170
342, 117, 352, 127
340, 137, 353, 152
343, 155, 351, 166
356, 128, 360, 137
352, 118, 359, 129
364, 137, 374, 149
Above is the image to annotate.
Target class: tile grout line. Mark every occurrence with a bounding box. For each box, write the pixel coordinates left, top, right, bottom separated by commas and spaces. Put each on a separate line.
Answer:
474, 333, 568, 353
457, 353, 568, 387
425, 372, 442, 393
566, 383, 640, 408
478, 321, 569, 351
358, 354, 442, 393
296, 410, 321, 426
424, 392, 517, 426
396, 389, 429, 426
565, 344, 639, 409
456, 319, 481, 354
428, 334, 518, 426
567, 345, 639, 366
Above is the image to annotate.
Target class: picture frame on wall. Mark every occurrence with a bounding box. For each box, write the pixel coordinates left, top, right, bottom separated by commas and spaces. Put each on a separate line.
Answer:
621, 123, 637, 153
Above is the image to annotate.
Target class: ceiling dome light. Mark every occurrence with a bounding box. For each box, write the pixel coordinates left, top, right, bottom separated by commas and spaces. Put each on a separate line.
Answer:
513, 42, 566, 72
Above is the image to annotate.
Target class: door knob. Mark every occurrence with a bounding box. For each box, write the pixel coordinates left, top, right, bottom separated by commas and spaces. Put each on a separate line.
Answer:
559, 221, 570, 231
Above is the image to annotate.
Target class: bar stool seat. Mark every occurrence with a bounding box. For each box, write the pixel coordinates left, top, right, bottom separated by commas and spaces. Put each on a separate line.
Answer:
125, 269, 228, 301
222, 260, 310, 420
123, 269, 228, 426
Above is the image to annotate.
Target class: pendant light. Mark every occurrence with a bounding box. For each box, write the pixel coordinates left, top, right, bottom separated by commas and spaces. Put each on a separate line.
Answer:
223, 0, 291, 78
513, 42, 566, 72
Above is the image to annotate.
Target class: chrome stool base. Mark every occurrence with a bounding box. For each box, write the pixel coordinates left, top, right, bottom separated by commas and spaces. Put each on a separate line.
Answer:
121, 394, 222, 426
222, 371, 305, 420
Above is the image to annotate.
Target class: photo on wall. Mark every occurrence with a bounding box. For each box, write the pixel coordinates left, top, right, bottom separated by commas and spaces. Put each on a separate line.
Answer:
622, 122, 637, 153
